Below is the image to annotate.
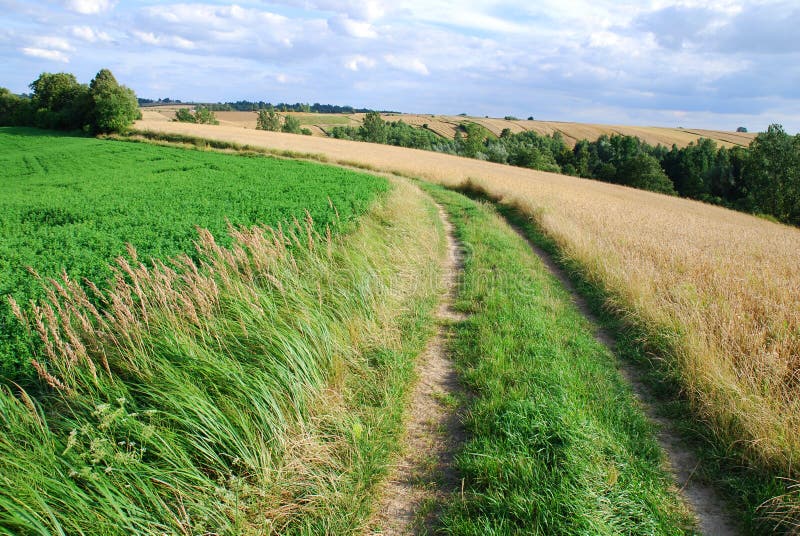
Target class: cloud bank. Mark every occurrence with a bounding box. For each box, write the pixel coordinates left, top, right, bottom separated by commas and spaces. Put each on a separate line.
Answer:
0, 0, 797, 131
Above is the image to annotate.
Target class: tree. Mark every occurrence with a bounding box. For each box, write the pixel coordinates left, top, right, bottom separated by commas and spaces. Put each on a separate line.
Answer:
617, 154, 676, 194
2, 69, 137, 133
193, 106, 218, 125
0, 88, 33, 126
175, 108, 196, 123
568, 140, 591, 177
29, 72, 91, 130
461, 122, 489, 158
256, 107, 281, 131
359, 111, 387, 143
89, 69, 139, 133
282, 115, 301, 134
737, 126, 748, 133
30, 73, 81, 112
742, 124, 800, 224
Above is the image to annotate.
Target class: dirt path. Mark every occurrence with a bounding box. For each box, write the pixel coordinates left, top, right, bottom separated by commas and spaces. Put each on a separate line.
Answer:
369, 204, 466, 535
506, 222, 739, 536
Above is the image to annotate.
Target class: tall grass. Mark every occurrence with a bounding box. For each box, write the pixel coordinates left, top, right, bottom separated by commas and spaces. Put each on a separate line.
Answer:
0, 179, 443, 534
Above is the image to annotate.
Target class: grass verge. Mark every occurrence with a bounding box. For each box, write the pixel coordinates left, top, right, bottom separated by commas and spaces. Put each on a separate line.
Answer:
119, 129, 333, 162
423, 184, 694, 535
0, 178, 443, 535
468, 191, 792, 534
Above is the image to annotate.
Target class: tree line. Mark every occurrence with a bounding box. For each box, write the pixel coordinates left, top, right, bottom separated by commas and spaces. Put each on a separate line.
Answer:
0, 70, 140, 133
174, 106, 219, 125
166, 100, 398, 114
172, 104, 312, 135
2, 79, 797, 225
329, 113, 800, 226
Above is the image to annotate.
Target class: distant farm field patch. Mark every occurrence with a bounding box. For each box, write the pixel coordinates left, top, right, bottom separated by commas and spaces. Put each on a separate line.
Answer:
289, 112, 355, 126
0, 127, 387, 380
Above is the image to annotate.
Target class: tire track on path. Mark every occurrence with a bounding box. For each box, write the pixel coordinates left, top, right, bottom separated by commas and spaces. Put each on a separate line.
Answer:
368, 203, 466, 535
503, 216, 739, 536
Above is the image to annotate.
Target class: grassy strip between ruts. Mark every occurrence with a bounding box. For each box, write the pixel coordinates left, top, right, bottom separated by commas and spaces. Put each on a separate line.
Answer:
0, 177, 443, 535
475, 196, 790, 534
424, 184, 694, 535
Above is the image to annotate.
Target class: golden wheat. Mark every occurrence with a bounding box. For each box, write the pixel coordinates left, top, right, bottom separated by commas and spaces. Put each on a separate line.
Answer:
140, 107, 754, 148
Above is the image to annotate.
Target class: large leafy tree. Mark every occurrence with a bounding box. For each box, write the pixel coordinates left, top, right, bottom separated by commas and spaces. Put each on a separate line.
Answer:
193, 106, 219, 125
89, 69, 140, 133
0, 88, 33, 126
256, 107, 281, 131
281, 114, 301, 134
743, 124, 800, 224
359, 111, 387, 143
618, 154, 676, 195
29, 72, 91, 130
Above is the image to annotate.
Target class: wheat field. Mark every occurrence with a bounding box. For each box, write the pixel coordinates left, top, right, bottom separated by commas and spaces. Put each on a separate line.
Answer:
141, 107, 755, 148
134, 119, 800, 483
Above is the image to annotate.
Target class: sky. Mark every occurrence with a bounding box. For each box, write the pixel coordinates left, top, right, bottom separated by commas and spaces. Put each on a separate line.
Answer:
1, 0, 798, 132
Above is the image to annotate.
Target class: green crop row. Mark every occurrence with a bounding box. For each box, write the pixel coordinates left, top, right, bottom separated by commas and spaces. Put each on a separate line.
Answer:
0, 127, 387, 382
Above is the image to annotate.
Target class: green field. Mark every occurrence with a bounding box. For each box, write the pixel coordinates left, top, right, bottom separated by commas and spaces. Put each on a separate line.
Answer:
0, 131, 443, 534
292, 113, 354, 126
0, 127, 387, 381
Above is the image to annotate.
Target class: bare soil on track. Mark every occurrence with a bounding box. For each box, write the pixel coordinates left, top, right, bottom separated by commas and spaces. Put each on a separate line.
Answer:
368, 204, 466, 535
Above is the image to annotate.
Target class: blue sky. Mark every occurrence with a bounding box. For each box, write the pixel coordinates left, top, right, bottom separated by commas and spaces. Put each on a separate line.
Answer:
1, 0, 798, 132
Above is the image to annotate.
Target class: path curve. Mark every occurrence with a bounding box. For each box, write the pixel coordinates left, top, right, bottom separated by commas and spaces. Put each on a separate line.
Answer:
369, 203, 466, 535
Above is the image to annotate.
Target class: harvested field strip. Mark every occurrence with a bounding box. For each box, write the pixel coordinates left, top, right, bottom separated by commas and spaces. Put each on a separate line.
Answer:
0, 169, 443, 534
397, 116, 458, 139
424, 185, 694, 534
140, 107, 756, 148
680, 129, 754, 147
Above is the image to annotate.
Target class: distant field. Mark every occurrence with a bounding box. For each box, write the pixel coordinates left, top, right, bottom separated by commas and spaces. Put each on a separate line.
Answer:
142, 108, 359, 130
0, 127, 387, 380
142, 106, 756, 148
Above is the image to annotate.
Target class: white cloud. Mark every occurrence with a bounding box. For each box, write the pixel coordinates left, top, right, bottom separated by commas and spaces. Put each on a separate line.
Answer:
133, 3, 301, 56
328, 15, 377, 38
14, 34, 75, 64
34, 36, 74, 51
63, 0, 114, 15
345, 55, 376, 71
143, 4, 288, 31
21, 47, 70, 62
132, 31, 195, 50
3, 0, 800, 132
71, 25, 112, 42
384, 54, 429, 75
285, 0, 387, 21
